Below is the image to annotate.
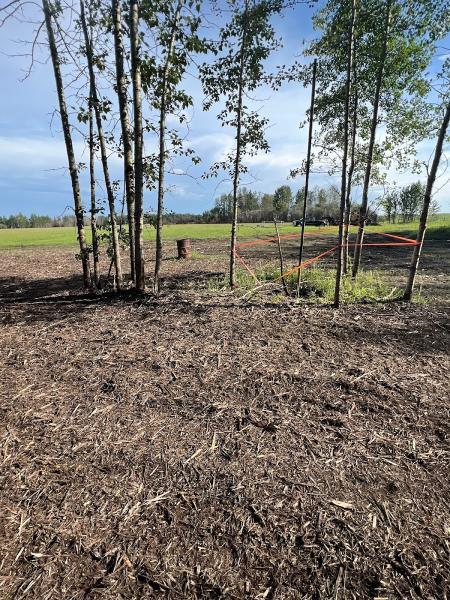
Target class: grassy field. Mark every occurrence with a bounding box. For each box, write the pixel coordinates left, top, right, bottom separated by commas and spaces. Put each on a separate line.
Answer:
0, 217, 449, 249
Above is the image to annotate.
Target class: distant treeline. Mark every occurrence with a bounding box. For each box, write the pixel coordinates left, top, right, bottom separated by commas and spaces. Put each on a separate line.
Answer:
0, 213, 135, 229
201, 184, 378, 224
0, 213, 71, 229
380, 182, 440, 224
1, 184, 381, 228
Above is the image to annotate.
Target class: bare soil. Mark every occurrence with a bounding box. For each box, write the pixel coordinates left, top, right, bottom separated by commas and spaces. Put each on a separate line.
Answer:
0, 239, 449, 599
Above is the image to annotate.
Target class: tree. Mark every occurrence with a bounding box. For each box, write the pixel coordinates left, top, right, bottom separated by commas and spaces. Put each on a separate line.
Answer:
334, 0, 355, 308
273, 185, 293, 218
303, 0, 449, 277
29, 214, 52, 227
112, 0, 135, 283
88, 90, 100, 288
80, 0, 123, 290
214, 193, 234, 221
351, 0, 392, 277
399, 181, 424, 222
151, 0, 184, 294
261, 193, 274, 218
238, 188, 260, 213
380, 189, 400, 223
140, 0, 205, 294
404, 98, 450, 300
7, 213, 29, 228
201, 0, 287, 287
352, 0, 450, 277
343, 62, 358, 274
296, 59, 317, 295
293, 187, 305, 211
429, 198, 441, 218
130, 0, 145, 292
42, 0, 91, 288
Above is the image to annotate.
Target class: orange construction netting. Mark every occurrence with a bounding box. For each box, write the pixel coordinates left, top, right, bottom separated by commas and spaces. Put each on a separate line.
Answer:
234, 229, 419, 283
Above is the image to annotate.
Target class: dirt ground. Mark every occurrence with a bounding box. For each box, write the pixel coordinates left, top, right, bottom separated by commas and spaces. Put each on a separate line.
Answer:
0, 238, 449, 599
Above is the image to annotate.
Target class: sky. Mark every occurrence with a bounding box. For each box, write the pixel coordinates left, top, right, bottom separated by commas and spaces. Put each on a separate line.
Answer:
0, 1, 449, 218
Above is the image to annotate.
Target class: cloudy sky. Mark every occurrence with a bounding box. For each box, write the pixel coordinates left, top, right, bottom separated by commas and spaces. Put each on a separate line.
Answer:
0, 1, 449, 217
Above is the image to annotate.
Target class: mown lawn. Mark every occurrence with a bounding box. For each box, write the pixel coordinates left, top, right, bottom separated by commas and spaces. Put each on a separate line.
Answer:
0, 217, 448, 249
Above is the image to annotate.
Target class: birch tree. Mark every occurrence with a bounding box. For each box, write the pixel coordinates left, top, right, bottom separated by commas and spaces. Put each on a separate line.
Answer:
80, 0, 123, 289
201, 0, 286, 288
112, 0, 136, 283
352, 0, 450, 277
43, 0, 91, 288
334, 0, 355, 308
404, 61, 450, 301
303, 0, 449, 279
139, 0, 204, 294
88, 92, 100, 287
130, 0, 145, 292
351, 0, 392, 278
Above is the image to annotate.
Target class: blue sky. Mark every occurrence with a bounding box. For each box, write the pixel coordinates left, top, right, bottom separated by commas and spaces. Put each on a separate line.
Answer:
0, 2, 449, 217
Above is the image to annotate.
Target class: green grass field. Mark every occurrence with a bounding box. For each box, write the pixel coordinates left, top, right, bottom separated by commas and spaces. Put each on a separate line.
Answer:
0, 217, 448, 249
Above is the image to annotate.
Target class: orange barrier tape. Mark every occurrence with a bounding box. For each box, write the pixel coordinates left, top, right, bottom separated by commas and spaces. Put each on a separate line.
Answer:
236, 232, 314, 249
235, 249, 259, 282
235, 228, 420, 286
275, 246, 339, 281
378, 232, 417, 244
346, 242, 420, 247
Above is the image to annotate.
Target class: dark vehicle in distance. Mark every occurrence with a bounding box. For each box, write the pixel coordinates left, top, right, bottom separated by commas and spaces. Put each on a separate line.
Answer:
292, 219, 328, 227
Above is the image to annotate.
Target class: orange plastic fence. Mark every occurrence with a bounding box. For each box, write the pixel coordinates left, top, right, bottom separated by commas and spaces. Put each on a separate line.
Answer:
234, 229, 419, 284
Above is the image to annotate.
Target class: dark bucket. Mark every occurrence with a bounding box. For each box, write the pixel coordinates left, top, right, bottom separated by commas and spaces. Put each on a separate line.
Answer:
176, 239, 191, 259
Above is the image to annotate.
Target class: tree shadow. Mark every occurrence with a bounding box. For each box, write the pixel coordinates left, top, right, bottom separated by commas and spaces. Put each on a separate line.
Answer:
0, 274, 85, 302
1, 267, 448, 358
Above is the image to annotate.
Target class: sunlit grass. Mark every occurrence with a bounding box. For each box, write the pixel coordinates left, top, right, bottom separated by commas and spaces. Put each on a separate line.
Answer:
0, 216, 448, 249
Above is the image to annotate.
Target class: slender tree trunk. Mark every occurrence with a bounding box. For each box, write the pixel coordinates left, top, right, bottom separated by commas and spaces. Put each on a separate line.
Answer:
130, 0, 145, 292
154, 0, 184, 295
343, 88, 358, 274
112, 0, 135, 284
80, 0, 123, 290
296, 58, 317, 296
333, 0, 355, 308
89, 95, 100, 288
229, 7, 248, 289
352, 0, 391, 278
42, 0, 91, 288
404, 99, 450, 301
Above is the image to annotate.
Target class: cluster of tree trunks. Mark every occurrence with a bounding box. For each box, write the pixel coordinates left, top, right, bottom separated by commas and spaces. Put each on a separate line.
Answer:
34, 0, 450, 301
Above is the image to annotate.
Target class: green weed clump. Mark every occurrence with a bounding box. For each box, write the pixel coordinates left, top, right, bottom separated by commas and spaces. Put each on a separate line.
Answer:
297, 266, 399, 303
231, 264, 401, 304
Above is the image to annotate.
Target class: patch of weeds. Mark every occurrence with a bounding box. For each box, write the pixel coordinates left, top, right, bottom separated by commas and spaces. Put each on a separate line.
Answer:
294, 266, 401, 303
232, 264, 401, 304
412, 284, 429, 305
205, 263, 401, 305
207, 274, 228, 292
271, 292, 290, 303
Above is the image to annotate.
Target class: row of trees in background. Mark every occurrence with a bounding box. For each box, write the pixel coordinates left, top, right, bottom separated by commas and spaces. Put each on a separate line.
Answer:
0, 179, 440, 229
0, 213, 136, 229
0, 214, 56, 229
1, 0, 449, 302
204, 184, 379, 223
380, 182, 440, 224
0, 183, 378, 228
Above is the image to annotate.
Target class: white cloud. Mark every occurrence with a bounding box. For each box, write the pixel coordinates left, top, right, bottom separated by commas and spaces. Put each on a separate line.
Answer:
0, 136, 75, 170
246, 145, 305, 169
